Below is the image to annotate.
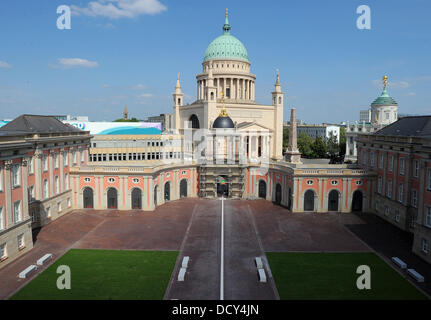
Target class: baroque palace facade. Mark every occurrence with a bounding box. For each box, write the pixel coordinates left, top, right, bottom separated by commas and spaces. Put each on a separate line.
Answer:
1, 11, 429, 268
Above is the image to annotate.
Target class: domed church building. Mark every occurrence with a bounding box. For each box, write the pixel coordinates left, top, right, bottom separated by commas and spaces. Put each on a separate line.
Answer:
173, 9, 284, 162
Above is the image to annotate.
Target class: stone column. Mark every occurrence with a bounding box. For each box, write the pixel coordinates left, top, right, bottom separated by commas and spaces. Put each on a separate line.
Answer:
285, 108, 302, 163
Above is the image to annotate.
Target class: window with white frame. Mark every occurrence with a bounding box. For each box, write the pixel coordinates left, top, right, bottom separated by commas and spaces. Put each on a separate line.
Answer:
67, 198, 71, 208
72, 150, 77, 164
422, 238, 429, 254
331, 180, 338, 185
0, 167, 3, 192
0, 243, 6, 259
28, 157, 33, 174
55, 176, 59, 194
385, 206, 390, 217
0, 207, 4, 230
398, 183, 403, 203
378, 176, 382, 194
84, 177, 91, 183
355, 181, 363, 186
46, 206, 51, 218
370, 152, 374, 167
387, 180, 392, 199
427, 169, 431, 191
43, 179, 48, 199
412, 189, 418, 208
57, 201, 62, 213
399, 158, 405, 175
108, 178, 115, 183
12, 164, 20, 187
17, 234, 24, 249
426, 207, 431, 228
413, 160, 419, 178
81, 150, 85, 163
388, 155, 393, 172
43, 155, 48, 171
65, 173, 69, 190
379, 154, 383, 169
54, 153, 59, 169
28, 186, 35, 202
64, 151, 69, 166
395, 210, 400, 222
306, 180, 314, 185
13, 201, 21, 223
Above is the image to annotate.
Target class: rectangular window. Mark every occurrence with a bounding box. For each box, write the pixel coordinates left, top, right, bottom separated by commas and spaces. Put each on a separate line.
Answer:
413, 160, 419, 178
81, 150, 85, 163
0, 243, 6, 259
72, 150, 77, 164
57, 202, 62, 213
55, 176, 59, 194
28, 157, 33, 174
378, 176, 382, 194
379, 154, 383, 169
426, 207, 431, 228
28, 186, 35, 202
43, 155, 48, 172
412, 190, 418, 208
422, 238, 429, 254
65, 174, 69, 190
44, 179, 49, 199
398, 183, 403, 203
385, 206, 390, 217
64, 151, 69, 166
388, 155, 393, 172
13, 201, 21, 223
427, 169, 431, 191
54, 153, 59, 169
370, 152, 375, 167
399, 158, 405, 175
387, 180, 392, 199
17, 234, 24, 249
0, 207, 4, 230
12, 164, 20, 187
0, 167, 3, 192
395, 210, 400, 222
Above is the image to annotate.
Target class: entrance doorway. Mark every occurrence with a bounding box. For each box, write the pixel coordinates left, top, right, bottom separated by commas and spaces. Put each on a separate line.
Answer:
107, 188, 118, 209
131, 188, 142, 209
275, 183, 282, 205
352, 190, 363, 212
328, 190, 339, 211
258, 180, 266, 199
83, 187, 94, 209
164, 182, 170, 201
180, 179, 187, 198
304, 190, 315, 211
217, 176, 229, 197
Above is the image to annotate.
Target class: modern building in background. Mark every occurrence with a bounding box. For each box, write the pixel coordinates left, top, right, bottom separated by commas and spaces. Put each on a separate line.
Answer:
345, 76, 399, 162
145, 114, 173, 132
296, 124, 340, 143
358, 116, 431, 264
54, 115, 89, 122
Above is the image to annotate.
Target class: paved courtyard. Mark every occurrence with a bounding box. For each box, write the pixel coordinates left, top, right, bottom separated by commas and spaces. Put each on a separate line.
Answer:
0, 198, 428, 300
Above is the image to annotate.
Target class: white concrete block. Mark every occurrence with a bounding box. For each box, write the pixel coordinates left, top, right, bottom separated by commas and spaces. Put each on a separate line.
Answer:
391, 257, 407, 269
255, 257, 263, 269
407, 269, 424, 283
182, 256, 189, 269
258, 268, 267, 283
18, 265, 37, 279
178, 267, 187, 281
37, 253, 53, 266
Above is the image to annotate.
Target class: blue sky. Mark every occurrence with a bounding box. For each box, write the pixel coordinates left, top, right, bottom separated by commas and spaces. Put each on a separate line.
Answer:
0, 0, 430, 123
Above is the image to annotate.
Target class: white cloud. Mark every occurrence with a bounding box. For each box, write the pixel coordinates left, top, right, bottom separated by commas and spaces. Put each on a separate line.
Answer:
130, 84, 146, 90
138, 93, 153, 98
407, 92, 416, 96
0, 61, 12, 68
57, 58, 99, 68
71, 0, 167, 19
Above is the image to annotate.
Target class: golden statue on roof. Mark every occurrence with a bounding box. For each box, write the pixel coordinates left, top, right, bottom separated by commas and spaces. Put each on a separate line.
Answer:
383, 75, 388, 89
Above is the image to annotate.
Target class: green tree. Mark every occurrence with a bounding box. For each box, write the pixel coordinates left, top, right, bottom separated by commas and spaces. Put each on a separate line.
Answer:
283, 126, 290, 150
113, 118, 139, 122
326, 131, 339, 157
312, 137, 327, 158
297, 131, 313, 158
339, 126, 346, 156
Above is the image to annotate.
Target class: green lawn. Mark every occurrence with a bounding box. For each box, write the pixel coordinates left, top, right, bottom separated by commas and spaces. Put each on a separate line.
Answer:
11, 249, 178, 300
266, 252, 427, 300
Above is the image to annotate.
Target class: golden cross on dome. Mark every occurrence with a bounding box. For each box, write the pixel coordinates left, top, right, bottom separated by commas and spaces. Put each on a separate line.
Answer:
383, 75, 388, 89
226, 8, 228, 18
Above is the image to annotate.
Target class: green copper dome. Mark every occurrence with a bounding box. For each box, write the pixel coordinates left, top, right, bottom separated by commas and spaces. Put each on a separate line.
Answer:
371, 87, 398, 106
203, 11, 249, 62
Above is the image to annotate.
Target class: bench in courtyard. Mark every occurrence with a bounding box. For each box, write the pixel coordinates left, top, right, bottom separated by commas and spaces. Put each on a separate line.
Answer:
36, 253, 53, 266
407, 269, 424, 283
18, 265, 37, 279
391, 257, 407, 269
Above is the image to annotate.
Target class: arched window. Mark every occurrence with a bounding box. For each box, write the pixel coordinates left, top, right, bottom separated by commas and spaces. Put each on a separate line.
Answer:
189, 114, 200, 129
210, 92, 214, 100
279, 97, 282, 104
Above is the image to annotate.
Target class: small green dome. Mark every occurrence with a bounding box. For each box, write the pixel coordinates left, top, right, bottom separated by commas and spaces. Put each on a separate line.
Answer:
203, 11, 249, 62
371, 88, 398, 106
